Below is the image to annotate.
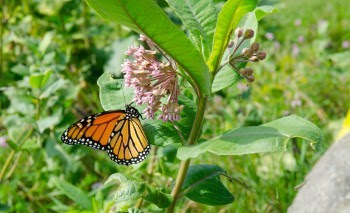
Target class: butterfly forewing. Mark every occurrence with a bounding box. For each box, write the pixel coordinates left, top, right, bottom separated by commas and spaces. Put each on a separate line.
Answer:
61, 111, 125, 150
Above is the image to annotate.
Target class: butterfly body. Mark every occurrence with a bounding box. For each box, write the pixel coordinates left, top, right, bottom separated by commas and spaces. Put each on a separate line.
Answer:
61, 105, 150, 166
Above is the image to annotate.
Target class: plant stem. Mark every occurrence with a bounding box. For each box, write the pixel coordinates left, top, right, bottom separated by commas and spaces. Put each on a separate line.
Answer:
0, 150, 15, 181
214, 38, 246, 77
0, 0, 4, 75
0, 127, 33, 181
135, 146, 158, 209
166, 97, 207, 213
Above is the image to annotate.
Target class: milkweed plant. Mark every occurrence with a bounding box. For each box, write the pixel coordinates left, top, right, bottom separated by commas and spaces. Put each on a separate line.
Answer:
85, 0, 323, 212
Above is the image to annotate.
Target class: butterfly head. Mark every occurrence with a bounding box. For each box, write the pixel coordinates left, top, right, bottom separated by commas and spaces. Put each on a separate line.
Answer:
125, 104, 141, 119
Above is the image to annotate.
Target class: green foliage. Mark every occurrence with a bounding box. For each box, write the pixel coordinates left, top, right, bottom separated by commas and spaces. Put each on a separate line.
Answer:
85, 0, 140, 32
29, 70, 53, 89
177, 115, 323, 160
166, 0, 218, 60
239, 6, 279, 43
54, 178, 93, 210
212, 63, 241, 92
211, 4, 277, 93
97, 72, 134, 110
1, 0, 349, 212
105, 36, 137, 76
143, 95, 196, 146
207, 0, 257, 72
86, 0, 211, 96
106, 173, 172, 208
182, 164, 234, 205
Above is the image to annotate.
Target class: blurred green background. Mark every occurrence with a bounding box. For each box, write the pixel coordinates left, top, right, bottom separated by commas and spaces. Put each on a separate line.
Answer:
0, 0, 349, 212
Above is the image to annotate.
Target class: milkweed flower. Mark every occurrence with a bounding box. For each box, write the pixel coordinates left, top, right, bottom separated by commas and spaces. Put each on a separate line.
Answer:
121, 35, 181, 121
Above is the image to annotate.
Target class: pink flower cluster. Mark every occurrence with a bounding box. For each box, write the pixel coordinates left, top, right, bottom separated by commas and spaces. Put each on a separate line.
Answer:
121, 35, 181, 121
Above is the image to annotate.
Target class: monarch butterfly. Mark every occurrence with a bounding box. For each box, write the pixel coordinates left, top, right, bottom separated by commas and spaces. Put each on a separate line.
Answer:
61, 105, 150, 166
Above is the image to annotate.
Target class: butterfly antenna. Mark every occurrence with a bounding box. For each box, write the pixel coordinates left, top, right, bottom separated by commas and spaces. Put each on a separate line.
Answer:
121, 83, 127, 107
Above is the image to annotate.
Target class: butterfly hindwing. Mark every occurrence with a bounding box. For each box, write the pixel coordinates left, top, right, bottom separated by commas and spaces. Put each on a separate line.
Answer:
107, 117, 150, 166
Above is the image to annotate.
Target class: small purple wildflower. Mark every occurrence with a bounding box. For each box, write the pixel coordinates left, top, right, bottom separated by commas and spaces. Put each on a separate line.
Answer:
291, 99, 302, 108
297, 35, 305, 43
274, 41, 281, 50
0, 137, 7, 148
122, 35, 181, 121
265, 32, 274, 41
292, 44, 300, 57
294, 19, 302, 26
342, 41, 350, 49
91, 182, 103, 190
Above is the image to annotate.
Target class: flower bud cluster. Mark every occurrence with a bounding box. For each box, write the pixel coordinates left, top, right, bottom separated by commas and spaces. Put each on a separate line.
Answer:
226, 28, 267, 83
239, 68, 254, 82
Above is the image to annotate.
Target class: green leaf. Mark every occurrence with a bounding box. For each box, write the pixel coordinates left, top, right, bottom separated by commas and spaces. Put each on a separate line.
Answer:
177, 115, 323, 160
29, 70, 53, 89
21, 137, 41, 150
329, 51, 350, 68
104, 36, 137, 76
239, 6, 278, 43
0, 203, 10, 211
36, 109, 62, 133
182, 164, 234, 205
211, 61, 246, 92
105, 173, 131, 184
86, 0, 211, 96
106, 173, 172, 209
97, 72, 133, 111
166, 0, 218, 60
85, 0, 140, 32
6, 139, 20, 151
39, 31, 54, 54
11, 64, 29, 76
40, 78, 66, 99
143, 95, 196, 146
207, 0, 257, 72
53, 178, 92, 210
211, 65, 240, 92
3, 88, 35, 114
127, 208, 143, 213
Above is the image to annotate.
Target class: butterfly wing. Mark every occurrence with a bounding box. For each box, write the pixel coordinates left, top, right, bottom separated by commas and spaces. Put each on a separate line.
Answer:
107, 117, 150, 165
61, 110, 125, 150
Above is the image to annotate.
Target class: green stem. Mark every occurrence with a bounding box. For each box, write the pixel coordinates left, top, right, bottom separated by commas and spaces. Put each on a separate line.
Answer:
214, 37, 247, 78
166, 97, 207, 213
0, 0, 4, 75
0, 150, 15, 181
0, 127, 33, 181
135, 146, 158, 209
